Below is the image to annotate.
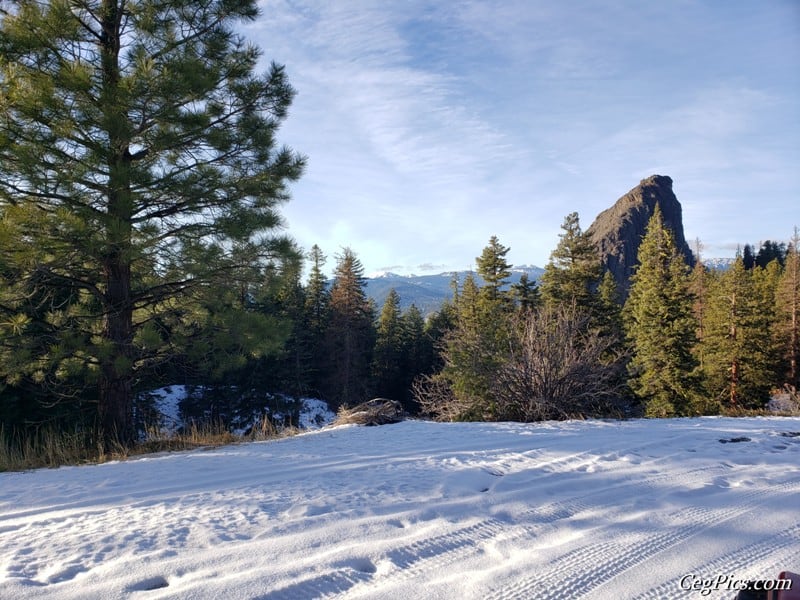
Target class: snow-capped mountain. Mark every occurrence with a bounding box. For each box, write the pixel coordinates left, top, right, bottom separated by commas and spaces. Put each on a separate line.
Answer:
365, 266, 545, 315
702, 257, 736, 271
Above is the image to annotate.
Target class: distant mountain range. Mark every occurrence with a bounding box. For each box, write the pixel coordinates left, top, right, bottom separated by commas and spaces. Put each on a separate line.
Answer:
364, 266, 544, 315
363, 258, 735, 315
702, 257, 735, 271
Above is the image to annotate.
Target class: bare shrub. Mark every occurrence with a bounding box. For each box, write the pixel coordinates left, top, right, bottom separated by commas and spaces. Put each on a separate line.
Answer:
414, 305, 628, 422
492, 305, 627, 421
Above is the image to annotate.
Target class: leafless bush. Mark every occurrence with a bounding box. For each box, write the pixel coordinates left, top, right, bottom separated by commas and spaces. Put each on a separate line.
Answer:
413, 305, 628, 422
413, 374, 463, 421
492, 305, 627, 421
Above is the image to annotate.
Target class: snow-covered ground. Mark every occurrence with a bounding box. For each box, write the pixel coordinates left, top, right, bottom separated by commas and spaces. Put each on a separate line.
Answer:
1, 417, 799, 599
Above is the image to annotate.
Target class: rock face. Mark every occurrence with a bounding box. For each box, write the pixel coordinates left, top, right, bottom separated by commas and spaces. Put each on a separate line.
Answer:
586, 175, 694, 300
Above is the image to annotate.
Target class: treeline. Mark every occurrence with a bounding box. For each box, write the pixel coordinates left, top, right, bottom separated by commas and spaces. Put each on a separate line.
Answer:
3, 206, 799, 443
418, 209, 799, 420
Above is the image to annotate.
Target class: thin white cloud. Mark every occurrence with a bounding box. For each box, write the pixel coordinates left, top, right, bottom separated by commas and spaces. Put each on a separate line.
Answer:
249, 1, 799, 275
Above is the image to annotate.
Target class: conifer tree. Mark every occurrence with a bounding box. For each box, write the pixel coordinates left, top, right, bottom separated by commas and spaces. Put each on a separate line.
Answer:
0, 0, 303, 444
776, 229, 800, 389
301, 245, 330, 396
371, 288, 405, 401
755, 241, 787, 269
702, 258, 775, 409
624, 206, 701, 416
511, 272, 540, 313
305, 245, 330, 334
540, 212, 601, 311
595, 271, 624, 342
476, 235, 512, 305
400, 304, 432, 410
324, 248, 374, 407
428, 238, 515, 420
689, 240, 711, 372
742, 244, 756, 270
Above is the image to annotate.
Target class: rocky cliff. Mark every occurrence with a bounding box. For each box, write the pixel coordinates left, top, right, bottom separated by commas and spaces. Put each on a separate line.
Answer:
586, 175, 694, 299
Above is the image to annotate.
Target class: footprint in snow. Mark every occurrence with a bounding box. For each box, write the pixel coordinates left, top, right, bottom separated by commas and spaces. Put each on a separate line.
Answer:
128, 575, 169, 592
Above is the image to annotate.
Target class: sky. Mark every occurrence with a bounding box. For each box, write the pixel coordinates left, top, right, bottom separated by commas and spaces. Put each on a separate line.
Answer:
246, 1, 799, 277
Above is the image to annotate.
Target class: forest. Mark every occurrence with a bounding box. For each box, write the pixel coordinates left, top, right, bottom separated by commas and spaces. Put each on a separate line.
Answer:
0, 1, 798, 463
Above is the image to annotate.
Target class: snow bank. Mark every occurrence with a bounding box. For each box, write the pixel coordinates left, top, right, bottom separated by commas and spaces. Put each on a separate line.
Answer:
1, 417, 798, 599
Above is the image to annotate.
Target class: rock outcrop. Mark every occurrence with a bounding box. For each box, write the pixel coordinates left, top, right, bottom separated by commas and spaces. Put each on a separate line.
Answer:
586, 175, 694, 299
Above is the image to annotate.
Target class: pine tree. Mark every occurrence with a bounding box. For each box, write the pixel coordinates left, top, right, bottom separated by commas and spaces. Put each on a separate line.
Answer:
302, 244, 330, 397
511, 272, 540, 313
776, 229, 800, 388
305, 245, 330, 332
688, 240, 711, 372
476, 235, 512, 305
702, 258, 775, 409
595, 270, 624, 342
427, 238, 516, 420
624, 206, 701, 416
540, 212, 602, 311
743, 244, 756, 270
0, 1, 303, 444
371, 288, 405, 401
399, 304, 432, 411
755, 241, 787, 269
324, 248, 374, 408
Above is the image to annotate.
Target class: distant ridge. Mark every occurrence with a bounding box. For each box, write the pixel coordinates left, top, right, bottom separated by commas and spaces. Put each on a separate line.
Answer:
587, 175, 695, 299
364, 266, 544, 315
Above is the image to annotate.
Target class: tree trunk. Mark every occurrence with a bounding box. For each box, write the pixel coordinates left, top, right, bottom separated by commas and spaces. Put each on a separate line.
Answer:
99, 254, 134, 445
98, 0, 135, 446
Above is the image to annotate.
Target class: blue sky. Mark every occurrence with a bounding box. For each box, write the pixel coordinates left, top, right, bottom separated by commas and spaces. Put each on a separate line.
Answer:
248, 1, 799, 276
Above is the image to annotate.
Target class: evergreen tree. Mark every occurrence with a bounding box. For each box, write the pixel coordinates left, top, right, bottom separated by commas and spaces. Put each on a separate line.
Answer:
265, 255, 310, 398
371, 289, 405, 401
305, 245, 330, 334
425, 238, 516, 420
755, 241, 787, 269
323, 248, 374, 407
742, 244, 755, 270
539, 212, 601, 311
475, 235, 512, 305
776, 229, 800, 388
302, 245, 330, 396
595, 270, 624, 342
0, 1, 303, 444
702, 258, 775, 409
688, 241, 711, 372
624, 206, 701, 416
511, 272, 540, 313
400, 304, 432, 411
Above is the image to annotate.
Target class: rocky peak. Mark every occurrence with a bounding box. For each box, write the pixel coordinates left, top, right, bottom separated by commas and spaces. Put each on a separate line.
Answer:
586, 175, 694, 300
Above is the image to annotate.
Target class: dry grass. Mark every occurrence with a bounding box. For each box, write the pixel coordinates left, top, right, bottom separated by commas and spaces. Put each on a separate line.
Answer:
0, 417, 300, 472
334, 398, 405, 426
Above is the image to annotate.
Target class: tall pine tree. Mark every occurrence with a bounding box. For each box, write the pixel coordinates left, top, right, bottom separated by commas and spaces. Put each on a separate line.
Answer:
371, 288, 405, 402
540, 212, 601, 311
0, 0, 303, 444
624, 206, 701, 416
702, 258, 776, 409
776, 229, 800, 389
323, 248, 374, 408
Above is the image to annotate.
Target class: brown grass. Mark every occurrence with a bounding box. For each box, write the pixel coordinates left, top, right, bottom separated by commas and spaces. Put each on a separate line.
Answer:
0, 418, 299, 472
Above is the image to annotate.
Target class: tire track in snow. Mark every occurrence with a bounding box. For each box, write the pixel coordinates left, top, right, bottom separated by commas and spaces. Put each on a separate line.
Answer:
342, 438, 775, 597
255, 566, 374, 600
631, 523, 800, 600
482, 479, 800, 600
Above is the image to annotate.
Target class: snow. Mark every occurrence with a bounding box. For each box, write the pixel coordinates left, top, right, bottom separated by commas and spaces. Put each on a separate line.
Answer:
1, 417, 799, 599
137, 387, 336, 436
